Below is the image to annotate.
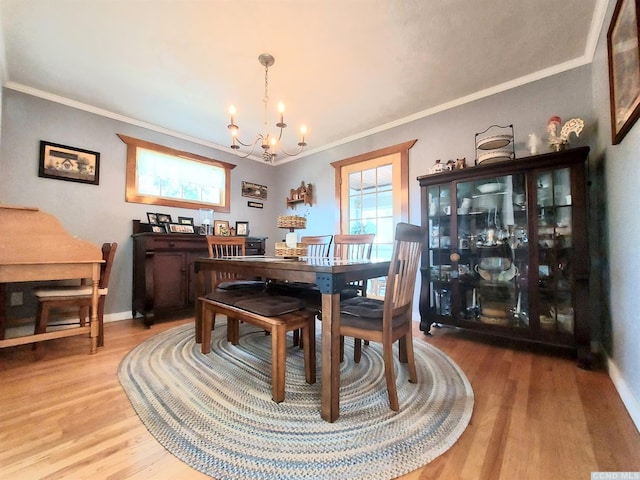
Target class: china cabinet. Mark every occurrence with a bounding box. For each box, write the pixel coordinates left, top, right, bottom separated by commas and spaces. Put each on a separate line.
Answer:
417, 147, 591, 367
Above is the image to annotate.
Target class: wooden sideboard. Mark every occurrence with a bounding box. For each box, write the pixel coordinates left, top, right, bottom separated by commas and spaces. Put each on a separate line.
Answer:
132, 227, 266, 327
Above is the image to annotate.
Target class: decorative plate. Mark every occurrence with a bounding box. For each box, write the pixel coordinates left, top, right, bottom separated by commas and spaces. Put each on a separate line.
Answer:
477, 182, 503, 194
476, 134, 513, 150
477, 150, 513, 165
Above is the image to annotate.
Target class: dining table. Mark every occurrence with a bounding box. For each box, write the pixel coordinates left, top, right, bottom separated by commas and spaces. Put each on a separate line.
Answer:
194, 255, 391, 422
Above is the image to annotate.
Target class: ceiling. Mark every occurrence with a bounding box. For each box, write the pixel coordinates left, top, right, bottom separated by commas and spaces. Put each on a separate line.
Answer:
0, 0, 607, 163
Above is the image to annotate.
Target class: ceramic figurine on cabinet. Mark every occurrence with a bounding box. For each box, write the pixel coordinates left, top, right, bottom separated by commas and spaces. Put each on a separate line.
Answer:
547, 116, 585, 152
456, 158, 467, 169
430, 159, 444, 174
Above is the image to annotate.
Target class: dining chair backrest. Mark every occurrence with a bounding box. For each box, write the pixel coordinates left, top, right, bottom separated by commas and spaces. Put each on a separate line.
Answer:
333, 233, 375, 298
333, 234, 375, 261
206, 236, 245, 257
300, 235, 333, 258
98, 242, 118, 290
383, 223, 425, 320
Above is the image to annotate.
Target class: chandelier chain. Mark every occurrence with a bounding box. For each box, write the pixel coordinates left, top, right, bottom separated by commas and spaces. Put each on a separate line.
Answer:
263, 62, 269, 138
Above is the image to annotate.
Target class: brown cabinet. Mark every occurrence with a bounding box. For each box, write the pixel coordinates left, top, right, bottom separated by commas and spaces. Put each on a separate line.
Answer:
417, 147, 592, 367
132, 228, 266, 326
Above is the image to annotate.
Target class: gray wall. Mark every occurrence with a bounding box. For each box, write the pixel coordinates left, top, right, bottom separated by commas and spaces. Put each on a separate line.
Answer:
590, 0, 640, 429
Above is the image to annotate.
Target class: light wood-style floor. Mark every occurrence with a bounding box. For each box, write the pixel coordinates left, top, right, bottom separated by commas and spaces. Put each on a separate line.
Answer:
1, 317, 638, 480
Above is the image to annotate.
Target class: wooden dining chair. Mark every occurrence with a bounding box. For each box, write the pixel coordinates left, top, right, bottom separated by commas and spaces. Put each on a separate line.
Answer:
333, 233, 375, 296
333, 233, 375, 361
196, 236, 265, 343
32, 242, 117, 350
268, 234, 333, 346
267, 234, 332, 307
300, 234, 333, 258
338, 223, 425, 411
205, 236, 265, 291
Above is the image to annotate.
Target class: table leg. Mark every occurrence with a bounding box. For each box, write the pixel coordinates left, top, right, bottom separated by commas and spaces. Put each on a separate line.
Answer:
321, 292, 341, 422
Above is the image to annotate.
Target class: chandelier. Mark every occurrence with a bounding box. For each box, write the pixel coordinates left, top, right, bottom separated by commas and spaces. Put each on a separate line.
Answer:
227, 53, 307, 163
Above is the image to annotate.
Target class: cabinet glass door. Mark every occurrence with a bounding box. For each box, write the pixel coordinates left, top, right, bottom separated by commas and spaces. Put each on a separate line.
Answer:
536, 168, 574, 334
427, 185, 453, 317
456, 173, 529, 328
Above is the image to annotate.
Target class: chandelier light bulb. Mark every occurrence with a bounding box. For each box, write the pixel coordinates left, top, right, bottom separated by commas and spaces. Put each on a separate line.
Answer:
298, 125, 307, 147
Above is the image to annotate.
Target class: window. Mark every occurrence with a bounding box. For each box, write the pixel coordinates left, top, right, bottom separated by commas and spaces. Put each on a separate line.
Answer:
118, 134, 235, 212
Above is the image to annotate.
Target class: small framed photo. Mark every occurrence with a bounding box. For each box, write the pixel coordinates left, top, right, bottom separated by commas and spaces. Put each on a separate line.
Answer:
157, 213, 172, 223
39, 141, 100, 185
147, 212, 159, 225
178, 216, 194, 225
151, 225, 166, 233
235, 221, 249, 236
214, 220, 230, 236
166, 223, 195, 234
608, 0, 640, 144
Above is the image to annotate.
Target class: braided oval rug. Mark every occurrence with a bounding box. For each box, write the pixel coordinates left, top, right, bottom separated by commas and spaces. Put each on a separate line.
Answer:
118, 322, 473, 480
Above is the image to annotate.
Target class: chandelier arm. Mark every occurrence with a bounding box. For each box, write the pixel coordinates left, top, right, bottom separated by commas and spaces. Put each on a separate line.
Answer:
277, 143, 305, 157
232, 136, 263, 158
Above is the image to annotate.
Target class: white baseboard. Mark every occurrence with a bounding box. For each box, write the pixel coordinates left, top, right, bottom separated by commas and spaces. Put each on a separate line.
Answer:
606, 356, 640, 433
104, 310, 137, 323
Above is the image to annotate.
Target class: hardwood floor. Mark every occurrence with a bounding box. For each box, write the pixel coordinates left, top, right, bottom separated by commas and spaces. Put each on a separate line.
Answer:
0, 317, 638, 479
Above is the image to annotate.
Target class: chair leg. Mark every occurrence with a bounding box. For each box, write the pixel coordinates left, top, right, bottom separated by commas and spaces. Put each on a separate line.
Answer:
201, 302, 213, 354
227, 317, 240, 344
404, 332, 418, 383
382, 340, 399, 411
97, 298, 105, 348
353, 338, 362, 363
79, 305, 89, 327
271, 325, 286, 403
32, 301, 49, 353
292, 328, 300, 346
302, 320, 316, 385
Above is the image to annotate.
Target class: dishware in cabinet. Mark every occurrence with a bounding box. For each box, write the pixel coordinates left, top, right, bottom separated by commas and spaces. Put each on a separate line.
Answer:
417, 147, 591, 367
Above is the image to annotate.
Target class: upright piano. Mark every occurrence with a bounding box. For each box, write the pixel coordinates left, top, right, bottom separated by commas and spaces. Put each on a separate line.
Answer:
0, 205, 103, 353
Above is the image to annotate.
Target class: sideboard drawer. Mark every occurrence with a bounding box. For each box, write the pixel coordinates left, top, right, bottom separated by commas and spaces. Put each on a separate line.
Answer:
148, 237, 207, 252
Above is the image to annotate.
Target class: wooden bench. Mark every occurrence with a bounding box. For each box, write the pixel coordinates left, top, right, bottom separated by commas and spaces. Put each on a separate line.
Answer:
199, 294, 316, 403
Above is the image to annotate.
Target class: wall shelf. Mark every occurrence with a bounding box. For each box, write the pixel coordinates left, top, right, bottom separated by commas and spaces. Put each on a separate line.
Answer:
286, 181, 313, 209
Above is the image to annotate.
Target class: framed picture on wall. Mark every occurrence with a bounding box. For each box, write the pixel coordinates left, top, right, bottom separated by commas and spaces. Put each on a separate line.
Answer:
607, 0, 640, 144
241, 181, 268, 200
39, 141, 100, 185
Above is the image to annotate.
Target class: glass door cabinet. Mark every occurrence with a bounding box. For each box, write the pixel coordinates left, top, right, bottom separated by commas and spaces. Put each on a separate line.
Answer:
417, 147, 591, 367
